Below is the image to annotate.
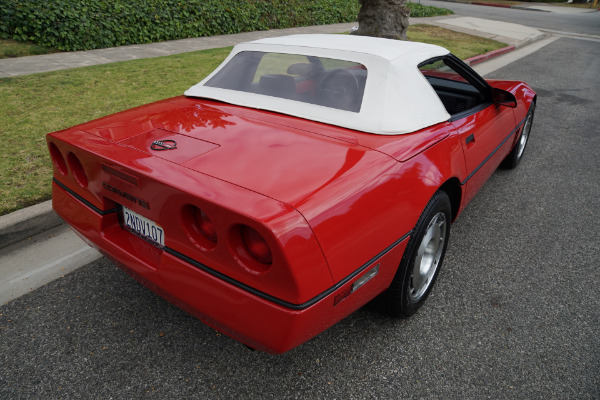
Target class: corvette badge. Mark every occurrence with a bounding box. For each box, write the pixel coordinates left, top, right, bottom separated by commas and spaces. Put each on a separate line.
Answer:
151, 140, 177, 151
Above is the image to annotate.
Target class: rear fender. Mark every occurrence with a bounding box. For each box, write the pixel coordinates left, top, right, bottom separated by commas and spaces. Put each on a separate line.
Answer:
297, 131, 466, 284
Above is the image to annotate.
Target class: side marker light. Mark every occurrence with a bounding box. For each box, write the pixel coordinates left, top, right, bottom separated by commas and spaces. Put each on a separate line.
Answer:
351, 264, 380, 293
334, 264, 380, 306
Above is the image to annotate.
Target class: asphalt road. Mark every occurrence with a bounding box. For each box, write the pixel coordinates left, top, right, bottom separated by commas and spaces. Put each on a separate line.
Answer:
423, 0, 600, 36
2, 32, 599, 400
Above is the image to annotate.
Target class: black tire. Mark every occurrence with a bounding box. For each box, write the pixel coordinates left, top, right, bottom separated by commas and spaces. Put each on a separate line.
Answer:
501, 102, 535, 169
378, 191, 452, 318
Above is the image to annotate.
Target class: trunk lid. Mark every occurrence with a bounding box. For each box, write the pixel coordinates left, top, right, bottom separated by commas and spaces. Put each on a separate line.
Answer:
82, 97, 395, 206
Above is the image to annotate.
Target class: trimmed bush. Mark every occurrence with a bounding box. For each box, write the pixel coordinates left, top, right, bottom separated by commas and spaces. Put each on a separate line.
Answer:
0, 0, 355, 51
1, 0, 452, 51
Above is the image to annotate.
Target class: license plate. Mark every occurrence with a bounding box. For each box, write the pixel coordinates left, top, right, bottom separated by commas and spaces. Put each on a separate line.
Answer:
122, 206, 165, 247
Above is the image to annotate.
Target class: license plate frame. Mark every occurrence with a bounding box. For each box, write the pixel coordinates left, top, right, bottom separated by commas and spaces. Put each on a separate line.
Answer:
122, 206, 165, 248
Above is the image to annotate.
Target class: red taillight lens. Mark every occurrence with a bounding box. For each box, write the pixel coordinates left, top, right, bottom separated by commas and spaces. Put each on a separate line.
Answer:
241, 225, 272, 265
193, 207, 217, 242
67, 152, 88, 188
49, 142, 67, 176
182, 205, 218, 250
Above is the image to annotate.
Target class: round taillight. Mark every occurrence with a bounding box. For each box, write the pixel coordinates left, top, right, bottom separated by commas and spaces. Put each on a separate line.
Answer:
241, 225, 272, 265
182, 205, 217, 250
194, 207, 217, 242
49, 142, 67, 176
67, 152, 88, 188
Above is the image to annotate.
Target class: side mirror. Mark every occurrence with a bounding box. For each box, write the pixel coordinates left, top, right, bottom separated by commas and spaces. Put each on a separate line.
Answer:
492, 88, 517, 108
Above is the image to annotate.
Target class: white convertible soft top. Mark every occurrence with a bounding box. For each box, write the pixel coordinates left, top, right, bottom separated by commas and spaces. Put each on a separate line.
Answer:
185, 34, 451, 135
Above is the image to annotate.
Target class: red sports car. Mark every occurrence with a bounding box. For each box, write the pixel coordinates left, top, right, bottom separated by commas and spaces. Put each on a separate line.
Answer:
47, 34, 536, 354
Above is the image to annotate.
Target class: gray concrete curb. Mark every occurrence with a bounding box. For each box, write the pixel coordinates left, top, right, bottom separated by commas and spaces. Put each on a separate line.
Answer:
515, 32, 551, 49
0, 200, 63, 250
510, 5, 551, 12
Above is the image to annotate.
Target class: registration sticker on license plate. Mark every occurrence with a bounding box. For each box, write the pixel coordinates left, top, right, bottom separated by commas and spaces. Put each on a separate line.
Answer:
123, 206, 164, 247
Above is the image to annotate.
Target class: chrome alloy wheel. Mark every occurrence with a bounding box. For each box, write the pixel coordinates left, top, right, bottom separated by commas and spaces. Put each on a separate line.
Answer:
409, 211, 447, 301
516, 111, 533, 160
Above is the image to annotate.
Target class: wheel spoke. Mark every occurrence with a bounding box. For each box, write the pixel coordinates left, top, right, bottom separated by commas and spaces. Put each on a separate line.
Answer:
516, 111, 533, 159
409, 212, 447, 302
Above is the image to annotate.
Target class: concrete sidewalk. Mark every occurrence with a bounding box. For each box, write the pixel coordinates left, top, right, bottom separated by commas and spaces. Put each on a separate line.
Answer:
0, 15, 546, 78
0, 16, 549, 305
427, 15, 546, 52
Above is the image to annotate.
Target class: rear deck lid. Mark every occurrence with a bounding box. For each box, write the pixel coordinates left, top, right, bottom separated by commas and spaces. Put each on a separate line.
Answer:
84, 98, 392, 207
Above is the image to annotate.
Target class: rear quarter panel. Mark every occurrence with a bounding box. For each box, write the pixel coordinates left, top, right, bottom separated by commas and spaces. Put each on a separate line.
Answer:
297, 125, 466, 284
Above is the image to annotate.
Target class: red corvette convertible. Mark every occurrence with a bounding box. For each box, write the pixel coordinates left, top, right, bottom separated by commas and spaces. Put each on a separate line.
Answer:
47, 34, 535, 354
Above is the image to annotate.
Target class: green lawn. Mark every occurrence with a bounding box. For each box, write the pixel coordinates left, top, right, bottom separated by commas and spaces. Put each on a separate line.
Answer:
0, 39, 59, 59
0, 26, 506, 216
408, 25, 506, 60
0, 47, 230, 214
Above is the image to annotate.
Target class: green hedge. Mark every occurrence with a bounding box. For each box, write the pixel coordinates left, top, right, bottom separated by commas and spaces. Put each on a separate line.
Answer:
1, 0, 452, 51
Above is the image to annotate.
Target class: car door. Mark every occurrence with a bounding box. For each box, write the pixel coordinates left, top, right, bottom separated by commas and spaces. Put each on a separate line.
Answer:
419, 55, 516, 205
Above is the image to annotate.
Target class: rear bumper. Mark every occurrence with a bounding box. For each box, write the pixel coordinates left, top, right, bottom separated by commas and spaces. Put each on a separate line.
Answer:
53, 180, 408, 354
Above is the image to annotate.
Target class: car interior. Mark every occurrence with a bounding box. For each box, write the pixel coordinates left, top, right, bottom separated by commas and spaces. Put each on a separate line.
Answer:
419, 57, 489, 116
255, 63, 367, 112
205, 51, 367, 112
424, 75, 486, 115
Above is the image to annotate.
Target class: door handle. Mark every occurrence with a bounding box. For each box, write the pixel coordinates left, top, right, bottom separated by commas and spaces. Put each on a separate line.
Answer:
465, 134, 475, 145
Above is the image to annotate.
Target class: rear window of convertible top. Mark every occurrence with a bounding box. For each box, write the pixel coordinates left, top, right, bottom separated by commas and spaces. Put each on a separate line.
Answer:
205, 51, 368, 113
